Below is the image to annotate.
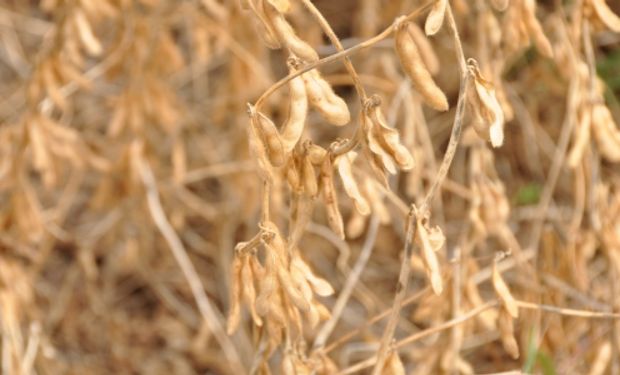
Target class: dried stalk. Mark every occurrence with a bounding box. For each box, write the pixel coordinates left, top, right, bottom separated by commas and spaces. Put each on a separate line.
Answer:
254, 0, 435, 111
371, 4, 469, 374
312, 215, 380, 351
136, 155, 245, 373
370, 207, 417, 375
299, 0, 367, 101
341, 301, 499, 374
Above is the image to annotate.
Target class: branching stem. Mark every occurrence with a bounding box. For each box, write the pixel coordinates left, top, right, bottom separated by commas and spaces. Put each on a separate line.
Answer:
371, 4, 470, 374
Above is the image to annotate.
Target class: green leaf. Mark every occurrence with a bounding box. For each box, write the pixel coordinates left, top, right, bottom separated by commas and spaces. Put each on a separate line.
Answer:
515, 183, 542, 206
536, 351, 557, 375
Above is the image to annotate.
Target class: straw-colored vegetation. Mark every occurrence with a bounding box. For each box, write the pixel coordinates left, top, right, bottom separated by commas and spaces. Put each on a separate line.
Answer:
1, 0, 620, 373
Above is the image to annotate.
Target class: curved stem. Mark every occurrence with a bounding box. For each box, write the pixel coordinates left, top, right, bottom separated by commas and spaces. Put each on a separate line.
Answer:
254, 0, 434, 110
340, 301, 498, 375
371, 4, 470, 374
299, 0, 367, 101
421, 4, 468, 213
370, 206, 417, 375
312, 215, 380, 351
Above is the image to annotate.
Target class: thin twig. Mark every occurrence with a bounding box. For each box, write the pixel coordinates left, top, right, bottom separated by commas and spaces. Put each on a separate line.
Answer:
371, 5, 470, 374
370, 207, 417, 375
340, 297, 620, 374
182, 160, 254, 184
312, 215, 380, 351
340, 301, 499, 374
298, 0, 373, 157
450, 247, 462, 374
254, 0, 435, 110
136, 154, 245, 373
515, 300, 620, 319
299, 0, 367, 101
527, 18, 580, 254
323, 287, 431, 354
527, 72, 579, 252
420, 4, 468, 214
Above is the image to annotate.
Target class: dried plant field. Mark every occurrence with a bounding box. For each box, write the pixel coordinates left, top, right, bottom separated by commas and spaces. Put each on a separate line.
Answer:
2, 0, 620, 374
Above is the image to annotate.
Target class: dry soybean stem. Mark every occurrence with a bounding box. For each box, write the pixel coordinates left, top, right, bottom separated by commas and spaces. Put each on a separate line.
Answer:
299, 0, 367, 101
302, 0, 368, 157
527, 75, 579, 253
515, 300, 620, 319
312, 215, 380, 351
341, 301, 499, 374
181, 160, 254, 184
254, 0, 435, 111
450, 247, 462, 373
421, 4, 468, 213
371, 4, 469, 374
371, 207, 417, 375
323, 287, 431, 354
137, 156, 244, 373
340, 298, 620, 374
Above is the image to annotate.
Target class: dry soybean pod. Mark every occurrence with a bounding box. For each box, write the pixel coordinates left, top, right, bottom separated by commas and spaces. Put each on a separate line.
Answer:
249, 0, 282, 49
592, 103, 620, 162
263, 1, 319, 62
406, 22, 440, 75
336, 152, 371, 215
417, 218, 443, 295
366, 100, 415, 170
276, 265, 310, 311
241, 256, 263, 326
591, 0, 620, 32
305, 140, 327, 165
302, 69, 350, 126
255, 244, 278, 316
567, 105, 592, 168
226, 256, 243, 334
249, 105, 286, 167
281, 62, 308, 153
320, 156, 345, 239
292, 257, 334, 296
301, 154, 318, 197
395, 21, 449, 111
425, 0, 448, 36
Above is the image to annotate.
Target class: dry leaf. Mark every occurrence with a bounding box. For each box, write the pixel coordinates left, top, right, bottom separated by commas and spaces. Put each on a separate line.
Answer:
467, 59, 505, 147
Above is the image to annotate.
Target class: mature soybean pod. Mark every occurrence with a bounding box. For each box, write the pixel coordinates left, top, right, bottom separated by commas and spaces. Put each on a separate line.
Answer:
303, 69, 351, 126
592, 0, 620, 32
425, 0, 447, 36
255, 246, 278, 316
226, 256, 243, 334
252, 111, 286, 167
395, 22, 449, 111
407, 22, 439, 75
320, 157, 345, 239
302, 155, 318, 197
276, 266, 310, 311
281, 66, 308, 153
264, 2, 319, 62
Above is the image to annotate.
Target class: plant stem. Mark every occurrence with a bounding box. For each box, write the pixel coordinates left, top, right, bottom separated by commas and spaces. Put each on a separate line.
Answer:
370, 207, 417, 375
254, 0, 434, 110
299, 0, 367, 102
340, 301, 498, 375
421, 4, 468, 213
312, 215, 380, 351
371, 4, 470, 374
136, 154, 245, 373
